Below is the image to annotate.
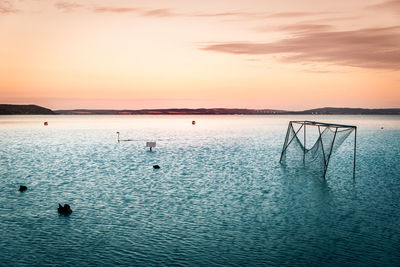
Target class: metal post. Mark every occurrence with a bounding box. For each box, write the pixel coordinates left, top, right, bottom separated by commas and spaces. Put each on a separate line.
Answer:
280, 122, 292, 163
353, 127, 357, 179
303, 124, 306, 163
282, 124, 304, 155
318, 126, 327, 172
323, 127, 338, 179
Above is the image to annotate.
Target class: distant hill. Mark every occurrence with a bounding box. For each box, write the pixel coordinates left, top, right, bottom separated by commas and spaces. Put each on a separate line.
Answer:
55, 108, 285, 115
56, 107, 400, 115
0, 104, 56, 115
297, 107, 400, 115
1, 104, 399, 115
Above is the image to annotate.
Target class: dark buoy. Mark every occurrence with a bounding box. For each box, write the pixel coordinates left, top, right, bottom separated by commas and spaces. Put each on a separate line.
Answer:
44, 121, 48, 126
192, 120, 196, 125
19, 185, 27, 192
58, 204, 72, 215
153, 165, 160, 169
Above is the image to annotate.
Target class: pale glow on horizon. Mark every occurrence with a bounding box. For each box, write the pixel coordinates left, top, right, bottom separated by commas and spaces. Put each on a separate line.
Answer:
0, 0, 399, 110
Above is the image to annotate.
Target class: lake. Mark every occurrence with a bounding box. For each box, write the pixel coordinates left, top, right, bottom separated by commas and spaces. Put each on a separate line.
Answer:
0, 115, 399, 266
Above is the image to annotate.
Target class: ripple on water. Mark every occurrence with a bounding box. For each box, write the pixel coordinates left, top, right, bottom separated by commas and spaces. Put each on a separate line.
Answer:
0, 115, 400, 266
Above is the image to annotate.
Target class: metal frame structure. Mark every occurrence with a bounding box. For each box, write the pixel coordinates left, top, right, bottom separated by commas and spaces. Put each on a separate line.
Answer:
279, 121, 357, 179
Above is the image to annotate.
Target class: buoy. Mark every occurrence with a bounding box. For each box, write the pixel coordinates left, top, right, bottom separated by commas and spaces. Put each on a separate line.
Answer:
153, 165, 160, 169
58, 204, 72, 215
19, 185, 27, 192
44, 122, 48, 126
192, 120, 196, 125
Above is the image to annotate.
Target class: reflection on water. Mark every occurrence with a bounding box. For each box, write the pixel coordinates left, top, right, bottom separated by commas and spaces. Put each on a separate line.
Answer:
0, 115, 399, 266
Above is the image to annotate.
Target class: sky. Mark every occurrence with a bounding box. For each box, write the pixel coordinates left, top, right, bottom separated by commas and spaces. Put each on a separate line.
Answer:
0, 0, 399, 110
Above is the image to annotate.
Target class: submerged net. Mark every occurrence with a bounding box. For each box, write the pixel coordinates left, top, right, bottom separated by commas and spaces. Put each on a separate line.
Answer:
280, 122, 354, 176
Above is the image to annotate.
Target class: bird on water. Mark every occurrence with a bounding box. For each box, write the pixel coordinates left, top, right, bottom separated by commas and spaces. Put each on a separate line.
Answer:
58, 204, 72, 215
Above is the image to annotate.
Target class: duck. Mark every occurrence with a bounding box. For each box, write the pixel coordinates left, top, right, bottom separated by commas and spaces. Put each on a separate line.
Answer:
19, 185, 27, 192
58, 204, 72, 215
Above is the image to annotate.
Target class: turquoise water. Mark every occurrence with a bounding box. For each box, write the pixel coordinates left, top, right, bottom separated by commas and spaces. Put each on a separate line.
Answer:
0, 115, 399, 266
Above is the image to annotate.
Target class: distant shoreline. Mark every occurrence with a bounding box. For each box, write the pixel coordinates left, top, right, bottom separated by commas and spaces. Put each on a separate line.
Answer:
1, 104, 400, 115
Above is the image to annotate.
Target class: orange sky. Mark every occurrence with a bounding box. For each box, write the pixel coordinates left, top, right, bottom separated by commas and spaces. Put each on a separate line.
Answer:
0, 0, 399, 110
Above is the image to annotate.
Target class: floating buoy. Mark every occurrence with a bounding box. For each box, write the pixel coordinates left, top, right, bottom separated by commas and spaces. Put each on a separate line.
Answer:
192, 120, 196, 125
44, 122, 48, 126
153, 165, 160, 169
19, 185, 27, 192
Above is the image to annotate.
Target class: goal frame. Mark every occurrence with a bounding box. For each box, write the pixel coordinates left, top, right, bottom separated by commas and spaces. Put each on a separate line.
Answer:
279, 121, 357, 179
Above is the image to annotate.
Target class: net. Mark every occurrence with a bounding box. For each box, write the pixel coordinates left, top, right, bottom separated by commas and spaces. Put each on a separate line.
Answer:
280, 121, 355, 177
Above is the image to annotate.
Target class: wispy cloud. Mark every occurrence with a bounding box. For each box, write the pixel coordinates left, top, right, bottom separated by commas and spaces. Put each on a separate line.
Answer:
91, 7, 180, 17
142, 8, 181, 17
256, 24, 332, 33
195, 11, 328, 19
89, 6, 253, 18
92, 6, 139, 13
53, 3, 330, 21
201, 26, 400, 69
55, 1, 84, 12
266, 12, 325, 18
0, 0, 18, 14
366, 0, 400, 13
194, 11, 253, 17
193, 11, 266, 19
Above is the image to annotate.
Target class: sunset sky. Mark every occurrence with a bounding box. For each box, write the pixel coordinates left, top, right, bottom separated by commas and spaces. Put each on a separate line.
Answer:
0, 0, 399, 110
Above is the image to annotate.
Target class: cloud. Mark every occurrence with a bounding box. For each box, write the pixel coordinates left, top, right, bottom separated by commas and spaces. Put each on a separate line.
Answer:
0, 0, 18, 14
89, 7, 249, 18
194, 11, 251, 17
277, 24, 332, 32
201, 26, 400, 69
366, 0, 400, 13
256, 24, 332, 33
91, 7, 180, 17
92, 6, 139, 13
55, 1, 84, 12
53, 3, 327, 21
194, 11, 328, 19
267, 12, 325, 18
142, 8, 181, 17
193, 11, 264, 19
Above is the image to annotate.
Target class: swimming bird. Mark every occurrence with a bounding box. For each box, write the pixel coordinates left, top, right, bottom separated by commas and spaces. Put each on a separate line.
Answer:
58, 204, 72, 215
19, 185, 27, 192
153, 165, 160, 169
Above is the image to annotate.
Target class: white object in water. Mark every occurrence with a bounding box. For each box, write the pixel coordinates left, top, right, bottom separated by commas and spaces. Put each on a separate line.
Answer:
117, 132, 133, 142
146, 142, 156, 151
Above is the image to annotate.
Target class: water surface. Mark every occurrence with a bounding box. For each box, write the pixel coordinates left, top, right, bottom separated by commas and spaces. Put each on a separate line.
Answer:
0, 115, 399, 266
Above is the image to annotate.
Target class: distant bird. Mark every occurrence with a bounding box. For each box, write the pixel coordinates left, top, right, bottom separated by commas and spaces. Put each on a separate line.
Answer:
153, 165, 160, 169
58, 204, 72, 215
381, 127, 384, 129
18, 185, 27, 192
